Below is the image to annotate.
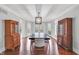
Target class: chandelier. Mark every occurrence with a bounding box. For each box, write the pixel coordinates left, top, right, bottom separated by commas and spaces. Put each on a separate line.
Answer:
35, 6, 42, 24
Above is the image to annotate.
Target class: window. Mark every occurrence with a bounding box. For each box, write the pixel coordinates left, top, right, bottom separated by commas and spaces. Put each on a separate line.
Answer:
47, 23, 52, 35
27, 22, 31, 33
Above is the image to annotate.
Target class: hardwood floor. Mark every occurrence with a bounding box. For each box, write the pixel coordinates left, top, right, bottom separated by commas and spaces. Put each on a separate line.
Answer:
0, 37, 77, 55
58, 46, 77, 55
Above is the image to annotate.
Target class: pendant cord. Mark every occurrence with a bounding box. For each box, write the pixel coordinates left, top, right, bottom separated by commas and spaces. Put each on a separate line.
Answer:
38, 12, 40, 17
35, 4, 41, 17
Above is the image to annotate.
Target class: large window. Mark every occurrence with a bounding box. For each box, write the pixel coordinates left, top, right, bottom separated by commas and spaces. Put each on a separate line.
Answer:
29, 22, 52, 35
47, 23, 52, 35
35, 23, 45, 32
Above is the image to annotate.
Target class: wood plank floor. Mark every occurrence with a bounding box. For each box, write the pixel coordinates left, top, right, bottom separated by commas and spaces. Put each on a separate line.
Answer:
0, 37, 77, 55
58, 46, 77, 55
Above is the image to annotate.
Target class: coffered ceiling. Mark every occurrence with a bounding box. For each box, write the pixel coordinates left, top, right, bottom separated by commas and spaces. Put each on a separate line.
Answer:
0, 4, 78, 22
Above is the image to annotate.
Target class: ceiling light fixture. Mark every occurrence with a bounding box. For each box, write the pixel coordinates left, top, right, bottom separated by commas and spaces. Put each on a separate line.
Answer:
35, 11, 42, 24
35, 5, 42, 24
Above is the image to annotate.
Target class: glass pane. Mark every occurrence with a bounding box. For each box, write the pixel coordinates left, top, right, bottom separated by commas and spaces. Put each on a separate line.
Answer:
59, 24, 64, 35
47, 23, 52, 34
35, 23, 45, 32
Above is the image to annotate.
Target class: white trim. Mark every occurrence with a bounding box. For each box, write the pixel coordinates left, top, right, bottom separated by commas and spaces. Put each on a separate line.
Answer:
73, 48, 79, 54
0, 47, 5, 53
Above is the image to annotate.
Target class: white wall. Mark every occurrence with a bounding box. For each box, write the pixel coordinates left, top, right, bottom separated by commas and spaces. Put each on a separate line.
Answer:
20, 19, 27, 37
0, 20, 5, 53
31, 22, 35, 33
51, 20, 58, 39
0, 12, 7, 53
51, 22, 56, 39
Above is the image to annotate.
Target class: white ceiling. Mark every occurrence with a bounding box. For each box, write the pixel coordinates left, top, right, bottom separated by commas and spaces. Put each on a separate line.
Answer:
0, 4, 78, 22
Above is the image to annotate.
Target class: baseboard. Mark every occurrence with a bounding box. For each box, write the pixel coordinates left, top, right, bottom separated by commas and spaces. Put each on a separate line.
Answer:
0, 48, 5, 53
73, 48, 79, 54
